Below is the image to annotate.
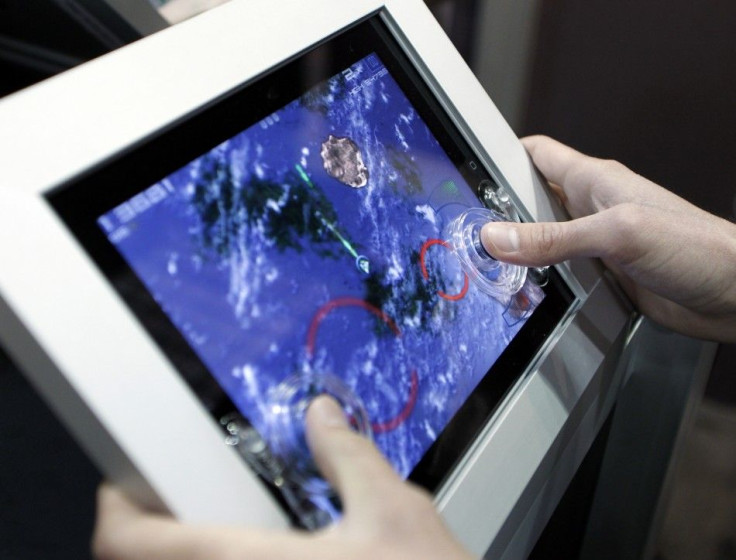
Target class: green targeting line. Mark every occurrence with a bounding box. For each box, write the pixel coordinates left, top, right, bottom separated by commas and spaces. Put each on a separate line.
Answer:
295, 163, 315, 189
294, 163, 362, 262
320, 216, 360, 259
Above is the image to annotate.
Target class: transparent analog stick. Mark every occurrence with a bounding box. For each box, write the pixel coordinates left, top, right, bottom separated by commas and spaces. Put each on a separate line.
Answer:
265, 372, 372, 494
446, 208, 527, 300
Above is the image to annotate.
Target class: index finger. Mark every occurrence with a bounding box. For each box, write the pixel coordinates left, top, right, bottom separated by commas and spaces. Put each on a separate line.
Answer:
521, 135, 631, 218
521, 135, 592, 189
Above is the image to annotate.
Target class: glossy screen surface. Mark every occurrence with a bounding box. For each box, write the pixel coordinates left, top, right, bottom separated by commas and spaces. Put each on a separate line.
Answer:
96, 52, 544, 477
49, 17, 573, 498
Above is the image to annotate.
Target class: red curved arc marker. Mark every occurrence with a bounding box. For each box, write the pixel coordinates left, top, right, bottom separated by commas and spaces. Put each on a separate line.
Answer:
305, 297, 418, 434
419, 238, 469, 301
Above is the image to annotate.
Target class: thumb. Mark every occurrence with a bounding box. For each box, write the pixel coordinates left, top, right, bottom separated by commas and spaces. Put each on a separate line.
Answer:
480, 215, 610, 267
305, 396, 403, 515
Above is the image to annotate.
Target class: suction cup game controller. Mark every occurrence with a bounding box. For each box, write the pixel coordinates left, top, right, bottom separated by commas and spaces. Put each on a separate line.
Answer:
445, 207, 527, 301
264, 372, 372, 495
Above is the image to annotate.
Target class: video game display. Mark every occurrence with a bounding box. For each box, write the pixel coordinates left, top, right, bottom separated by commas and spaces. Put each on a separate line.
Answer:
96, 52, 545, 479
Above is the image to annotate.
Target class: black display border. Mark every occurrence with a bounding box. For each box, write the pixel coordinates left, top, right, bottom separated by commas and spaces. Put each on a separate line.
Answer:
47, 14, 574, 503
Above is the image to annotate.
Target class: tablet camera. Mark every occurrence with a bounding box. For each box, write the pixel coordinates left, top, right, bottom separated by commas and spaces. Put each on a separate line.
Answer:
265, 372, 372, 495
446, 207, 527, 301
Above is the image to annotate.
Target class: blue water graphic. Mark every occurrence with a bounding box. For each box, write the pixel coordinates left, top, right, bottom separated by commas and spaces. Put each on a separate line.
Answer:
99, 53, 544, 478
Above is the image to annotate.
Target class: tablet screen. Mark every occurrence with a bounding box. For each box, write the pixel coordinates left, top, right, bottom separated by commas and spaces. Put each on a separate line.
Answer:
49, 14, 573, 518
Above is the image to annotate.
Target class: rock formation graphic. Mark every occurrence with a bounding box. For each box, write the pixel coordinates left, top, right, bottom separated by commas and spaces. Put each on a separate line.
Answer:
320, 134, 369, 188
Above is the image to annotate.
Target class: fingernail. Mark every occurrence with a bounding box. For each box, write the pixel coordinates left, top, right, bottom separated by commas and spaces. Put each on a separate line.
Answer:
482, 224, 520, 254
308, 396, 348, 429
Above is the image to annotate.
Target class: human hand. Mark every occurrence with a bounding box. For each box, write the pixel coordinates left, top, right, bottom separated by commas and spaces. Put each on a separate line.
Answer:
481, 135, 736, 343
93, 396, 475, 560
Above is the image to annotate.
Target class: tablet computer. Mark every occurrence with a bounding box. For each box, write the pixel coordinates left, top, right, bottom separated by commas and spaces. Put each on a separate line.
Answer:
0, 0, 626, 555
48, 12, 573, 527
